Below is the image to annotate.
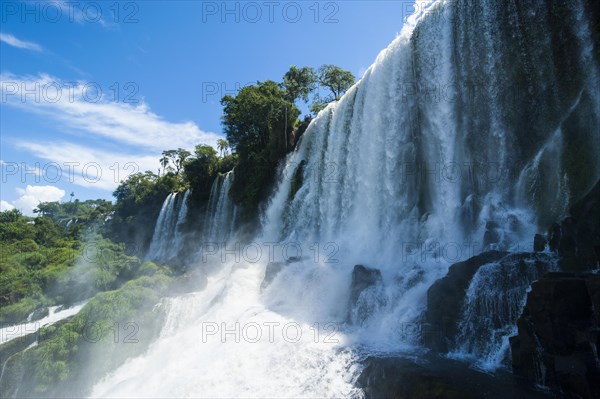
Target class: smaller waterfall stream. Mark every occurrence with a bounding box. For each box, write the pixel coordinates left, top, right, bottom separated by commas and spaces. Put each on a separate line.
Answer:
173, 190, 190, 253
0, 303, 87, 345
147, 171, 238, 264
147, 191, 190, 263
204, 171, 238, 243
448, 253, 559, 370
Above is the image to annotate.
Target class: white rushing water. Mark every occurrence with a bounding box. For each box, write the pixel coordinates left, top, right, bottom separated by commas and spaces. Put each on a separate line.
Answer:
93, 263, 362, 397
92, 0, 600, 396
447, 253, 559, 370
0, 303, 87, 345
147, 172, 239, 265
147, 191, 190, 263
204, 171, 238, 243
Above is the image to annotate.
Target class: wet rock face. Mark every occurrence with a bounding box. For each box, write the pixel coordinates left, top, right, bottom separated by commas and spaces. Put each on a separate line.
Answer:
425, 251, 558, 354
357, 357, 467, 399
260, 257, 304, 291
421, 180, 600, 397
261, 262, 286, 291
510, 273, 600, 399
357, 355, 550, 399
29, 307, 49, 322
347, 265, 384, 325
349, 265, 382, 305
483, 221, 502, 249
424, 251, 508, 352
534, 234, 547, 252
548, 180, 600, 271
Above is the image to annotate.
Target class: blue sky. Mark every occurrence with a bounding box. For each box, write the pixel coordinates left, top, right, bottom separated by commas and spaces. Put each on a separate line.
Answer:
1, 0, 413, 214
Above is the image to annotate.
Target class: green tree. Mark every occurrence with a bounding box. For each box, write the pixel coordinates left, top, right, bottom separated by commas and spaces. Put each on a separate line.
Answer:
0, 209, 35, 242
161, 150, 177, 174
159, 156, 169, 176
217, 138, 229, 156
160, 148, 191, 176
32, 217, 62, 247
217, 153, 239, 174
317, 64, 355, 101
174, 148, 191, 175
110, 171, 178, 249
34, 202, 61, 219
310, 95, 329, 115
282, 66, 317, 103
222, 81, 299, 158
221, 81, 300, 217
113, 172, 160, 206
0, 209, 23, 223
183, 144, 220, 201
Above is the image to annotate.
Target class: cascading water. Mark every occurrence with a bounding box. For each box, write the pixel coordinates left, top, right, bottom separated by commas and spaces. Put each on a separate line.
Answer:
448, 253, 559, 370
147, 192, 177, 261
92, 0, 599, 396
204, 171, 238, 243
0, 303, 88, 345
147, 191, 190, 263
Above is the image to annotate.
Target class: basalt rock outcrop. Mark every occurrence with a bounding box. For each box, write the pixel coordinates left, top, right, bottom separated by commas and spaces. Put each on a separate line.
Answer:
357, 355, 551, 399
348, 265, 383, 325
510, 273, 600, 399
424, 250, 508, 352
260, 256, 304, 291
547, 180, 600, 271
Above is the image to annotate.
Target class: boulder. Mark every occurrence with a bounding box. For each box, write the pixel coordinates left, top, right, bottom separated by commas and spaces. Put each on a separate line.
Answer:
548, 223, 561, 252
548, 179, 600, 271
425, 250, 508, 352
349, 265, 382, 305
260, 257, 304, 290
261, 262, 286, 290
357, 354, 550, 399
425, 251, 559, 353
483, 221, 502, 249
347, 265, 383, 325
510, 273, 600, 398
533, 234, 546, 252
29, 307, 49, 322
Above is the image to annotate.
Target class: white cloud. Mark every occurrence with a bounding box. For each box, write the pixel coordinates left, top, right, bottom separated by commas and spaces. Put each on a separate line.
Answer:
50, 0, 116, 29
10, 185, 65, 216
0, 200, 15, 212
2, 72, 225, 193
1, 73, 222, 151
16, 141, 160, 191
0, 33, 43, 52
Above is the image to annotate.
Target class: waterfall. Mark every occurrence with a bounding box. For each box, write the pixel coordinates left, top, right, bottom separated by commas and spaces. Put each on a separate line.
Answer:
448, 253, 559, 370
146, 192, 177, 261
0, 303, 87, 345
92, 263, 362, 398
146, 172, 237, 265
92, 0, 599, 396
173, 190, 190, 253
204, 171, 238, 243
147, 191, 190, 263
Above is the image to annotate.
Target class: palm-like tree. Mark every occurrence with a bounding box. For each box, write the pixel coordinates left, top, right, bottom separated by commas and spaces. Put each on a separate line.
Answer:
174, 149, 191, 176
159, 156, 169, 176
217, 139, 229, 157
